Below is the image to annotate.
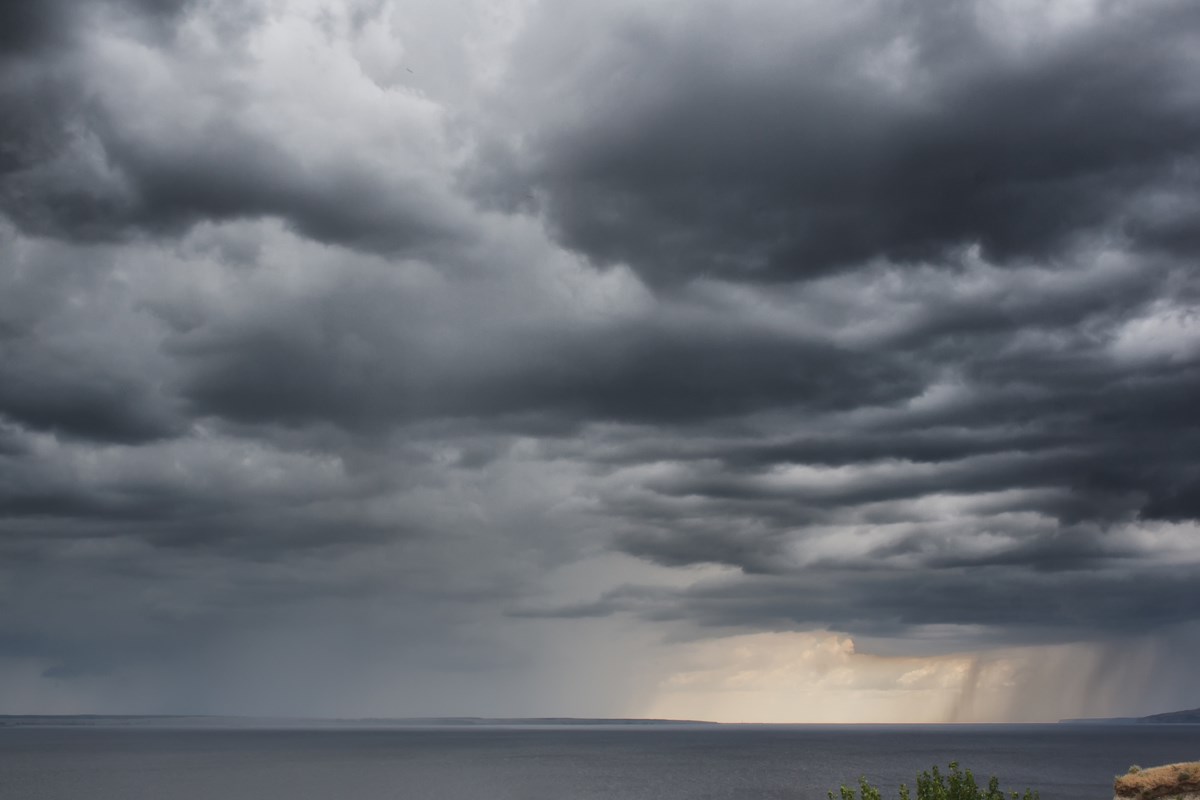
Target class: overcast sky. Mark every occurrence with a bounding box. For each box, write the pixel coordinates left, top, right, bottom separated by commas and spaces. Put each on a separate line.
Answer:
1, 0, 1198, 723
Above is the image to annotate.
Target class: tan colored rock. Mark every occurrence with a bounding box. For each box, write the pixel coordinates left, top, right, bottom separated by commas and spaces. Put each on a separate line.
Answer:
1114, 763, 1200, 800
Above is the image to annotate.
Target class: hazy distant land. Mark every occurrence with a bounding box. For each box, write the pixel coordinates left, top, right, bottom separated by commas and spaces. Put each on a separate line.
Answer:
0, 715, 719, 729
1060, 707, 1200, 724
5, 708, 1199, 727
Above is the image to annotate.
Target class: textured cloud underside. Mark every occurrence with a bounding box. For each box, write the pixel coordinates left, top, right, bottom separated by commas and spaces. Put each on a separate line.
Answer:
1, 0, 1198, 718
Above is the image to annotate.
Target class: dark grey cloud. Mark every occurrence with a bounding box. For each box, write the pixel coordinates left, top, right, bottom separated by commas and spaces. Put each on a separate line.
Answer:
1, 0, 1199, 717
174, 296, 923, 431
5, 118, 467, 253
516, 558, 1200, 654
0, 0, 467, 256
0, 223, 183, 442
0, 0, 192, 60
0, 346, 181, 443
0, 8, 58, 58
480, 0, 1200, 284
589, 361, 1200, 574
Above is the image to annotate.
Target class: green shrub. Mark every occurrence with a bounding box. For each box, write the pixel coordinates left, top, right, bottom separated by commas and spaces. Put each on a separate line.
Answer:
828, 762, 1040, 800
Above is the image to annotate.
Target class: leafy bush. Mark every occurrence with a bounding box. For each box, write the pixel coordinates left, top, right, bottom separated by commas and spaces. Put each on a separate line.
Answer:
829, 762, 1040, 800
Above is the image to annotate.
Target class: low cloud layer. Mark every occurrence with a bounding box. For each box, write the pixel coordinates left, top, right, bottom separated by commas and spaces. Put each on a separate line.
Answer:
1, 0, 1198, 720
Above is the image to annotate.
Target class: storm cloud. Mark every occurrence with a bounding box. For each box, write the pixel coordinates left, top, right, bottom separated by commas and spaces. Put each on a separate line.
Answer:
1, 0, 1198, 720
485, 0, 1200, 283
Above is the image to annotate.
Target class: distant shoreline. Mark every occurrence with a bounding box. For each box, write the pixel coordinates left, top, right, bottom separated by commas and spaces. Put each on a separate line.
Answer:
4, 712, 1200, 728
1059, 707, 1200, 725
0, 715, 722, 729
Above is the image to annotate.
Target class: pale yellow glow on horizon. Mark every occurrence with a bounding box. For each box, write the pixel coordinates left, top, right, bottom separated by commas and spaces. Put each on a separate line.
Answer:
637, 631, 1160, 724
640, 631, 978, 723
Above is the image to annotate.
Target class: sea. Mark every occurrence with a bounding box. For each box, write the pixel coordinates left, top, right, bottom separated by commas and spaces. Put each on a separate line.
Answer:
2, 721, 1199, 800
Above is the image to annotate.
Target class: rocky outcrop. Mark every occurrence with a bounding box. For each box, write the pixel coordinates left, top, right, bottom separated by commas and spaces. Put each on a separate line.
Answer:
1114, 763, 1200, 800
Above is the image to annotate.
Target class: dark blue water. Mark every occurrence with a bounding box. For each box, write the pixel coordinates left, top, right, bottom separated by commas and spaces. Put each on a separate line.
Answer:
2, 724, 1198, 800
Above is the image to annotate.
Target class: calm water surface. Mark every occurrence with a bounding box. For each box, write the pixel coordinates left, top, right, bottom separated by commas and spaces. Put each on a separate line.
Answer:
3, 724, 1199, 800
